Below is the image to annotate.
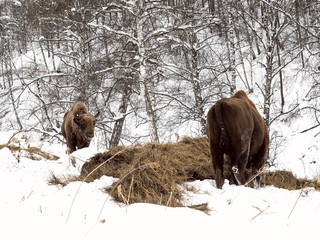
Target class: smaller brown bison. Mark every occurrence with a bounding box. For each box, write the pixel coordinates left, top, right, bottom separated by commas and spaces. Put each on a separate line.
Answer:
206, 90, 269, 189
62, 101, 99, 153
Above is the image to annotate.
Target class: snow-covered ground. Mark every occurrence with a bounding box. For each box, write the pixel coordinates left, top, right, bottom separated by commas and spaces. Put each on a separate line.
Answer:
0, 130, 319, 240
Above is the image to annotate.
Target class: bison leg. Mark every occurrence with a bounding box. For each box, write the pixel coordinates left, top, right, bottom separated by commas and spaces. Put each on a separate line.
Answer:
211, 151, 224, 189
232, 164, 246, 186
251, 162, 263, 189
215, 164, 223, 189
83, 141, 90, 148
232, 134, 252, 186
232, 151, 249, 186
68, 143, 76, 154
251, 140, 268, 189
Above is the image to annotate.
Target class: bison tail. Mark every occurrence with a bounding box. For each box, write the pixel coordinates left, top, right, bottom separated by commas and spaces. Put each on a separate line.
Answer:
214, 101, 229, 149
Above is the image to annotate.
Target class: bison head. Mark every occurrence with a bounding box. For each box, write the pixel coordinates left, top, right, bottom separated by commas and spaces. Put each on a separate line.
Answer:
74, 113, 98, 141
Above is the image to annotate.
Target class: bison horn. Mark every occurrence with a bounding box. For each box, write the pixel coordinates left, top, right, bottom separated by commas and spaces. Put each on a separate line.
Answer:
95, 110, 100, 118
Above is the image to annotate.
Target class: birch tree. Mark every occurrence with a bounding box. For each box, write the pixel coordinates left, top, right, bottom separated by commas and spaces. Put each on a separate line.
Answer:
238, 0, 294, 127
92, 0, 178, 143
227, 0, 237, 94
159, 1, 223, 136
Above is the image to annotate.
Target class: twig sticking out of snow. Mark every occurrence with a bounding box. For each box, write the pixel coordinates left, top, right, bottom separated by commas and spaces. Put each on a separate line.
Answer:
250, 205, 270, 221
96, 161, 160, 222
65, 147, 129, 224
245, 165, 269, 187
66, 147, 159, 223
117, 185, 130, 206
288, 187, 314, 219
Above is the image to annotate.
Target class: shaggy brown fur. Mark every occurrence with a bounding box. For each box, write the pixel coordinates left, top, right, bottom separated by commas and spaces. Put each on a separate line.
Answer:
206, 90, 269, 189
61, 101, 98, 153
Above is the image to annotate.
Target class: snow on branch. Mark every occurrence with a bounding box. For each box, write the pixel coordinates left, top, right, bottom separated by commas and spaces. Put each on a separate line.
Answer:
89, 23, 138, 45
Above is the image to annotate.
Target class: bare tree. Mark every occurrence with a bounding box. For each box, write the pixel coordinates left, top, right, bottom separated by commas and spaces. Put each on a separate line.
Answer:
0, 1, 24, 129
159, 1, 224, 136
1, 0, 320, 148
91, 0, 181, 143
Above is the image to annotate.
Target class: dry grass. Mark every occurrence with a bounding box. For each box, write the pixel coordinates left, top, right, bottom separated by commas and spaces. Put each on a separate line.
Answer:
48, 171, 69, 187
79, 137, 212, 207
262, 170, 320, 190
313, 170, 320, 184
187, 203, 210, 215
76, 137, 320, 208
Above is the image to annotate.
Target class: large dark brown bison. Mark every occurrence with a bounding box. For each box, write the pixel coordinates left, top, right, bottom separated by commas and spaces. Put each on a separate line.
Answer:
206, 90, 269, 189
61, 101, 99, 153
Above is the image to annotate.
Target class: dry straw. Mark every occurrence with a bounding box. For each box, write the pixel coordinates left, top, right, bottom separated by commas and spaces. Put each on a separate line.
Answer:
80, 137, 213, 207
62, 137, 320, 215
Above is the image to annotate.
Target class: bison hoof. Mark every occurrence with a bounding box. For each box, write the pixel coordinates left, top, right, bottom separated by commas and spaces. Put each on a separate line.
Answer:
232, 166, 239, 174
253, 179, 260, 189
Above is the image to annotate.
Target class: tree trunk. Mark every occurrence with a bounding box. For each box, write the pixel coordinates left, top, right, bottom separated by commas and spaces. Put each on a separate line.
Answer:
294, 0, 305, 68
39, 40, 50, 72
277, 40, 285, 113
228, 0, 236, 94
264, 52, 273, 127
235, 28, 252, 92
263, 0, 274, 127
190, 31, 206, 136
5, 52, 23, 130
78, 31, 90, 105
137, 0, 159, 143
109, 85, 131, 147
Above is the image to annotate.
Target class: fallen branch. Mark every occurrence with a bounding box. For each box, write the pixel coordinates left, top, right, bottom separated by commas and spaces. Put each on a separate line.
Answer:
0, 130, 59, 161
187, 203, 210, 215
250, 205, 270, 221
288, 187, 314, 219
7, 130, 25, 145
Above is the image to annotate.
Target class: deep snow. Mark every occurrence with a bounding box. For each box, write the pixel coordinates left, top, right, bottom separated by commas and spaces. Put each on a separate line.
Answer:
0, 130, 320, 240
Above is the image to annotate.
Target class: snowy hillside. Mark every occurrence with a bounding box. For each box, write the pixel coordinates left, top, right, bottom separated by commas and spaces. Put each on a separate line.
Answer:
0, 130, 319, 240
1, 1, 320, 239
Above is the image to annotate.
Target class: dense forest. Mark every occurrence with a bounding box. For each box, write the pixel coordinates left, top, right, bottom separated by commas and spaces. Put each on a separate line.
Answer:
0, 0, 319, 156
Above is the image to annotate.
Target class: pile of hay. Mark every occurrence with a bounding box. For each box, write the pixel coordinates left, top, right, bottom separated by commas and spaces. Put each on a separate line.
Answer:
262, 171, 320, 191
78, 137, 320, 207
79, 137, 213, 206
